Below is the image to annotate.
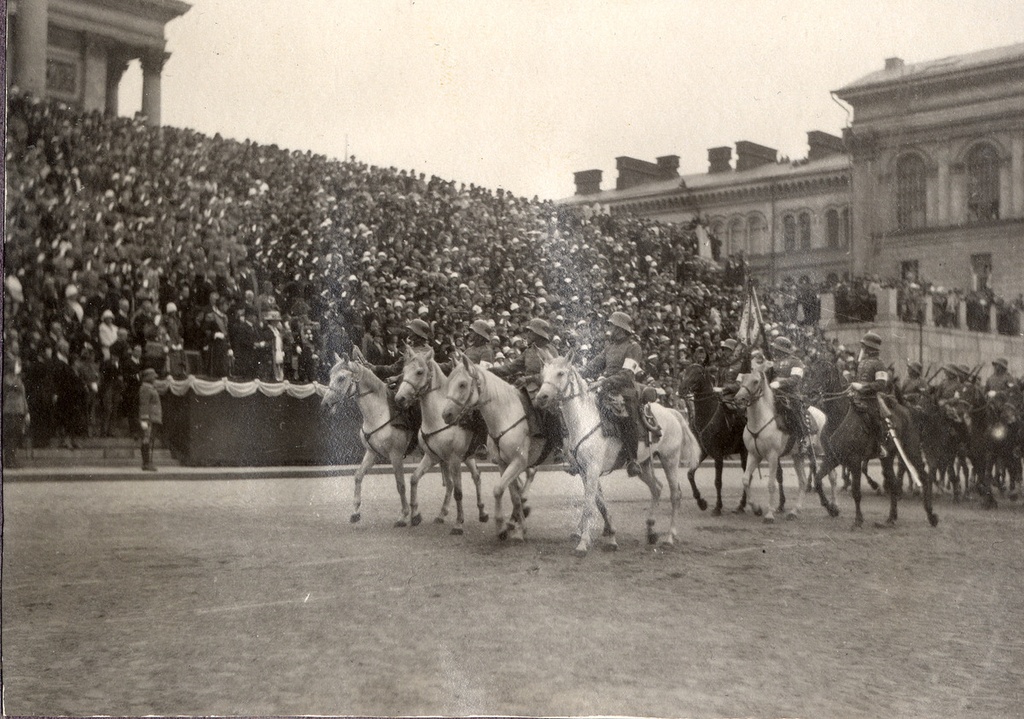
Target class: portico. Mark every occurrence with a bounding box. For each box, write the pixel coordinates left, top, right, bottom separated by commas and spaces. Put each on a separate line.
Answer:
7, 0, 190, 126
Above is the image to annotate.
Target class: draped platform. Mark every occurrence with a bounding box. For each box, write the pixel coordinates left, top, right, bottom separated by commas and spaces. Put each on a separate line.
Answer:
156, 377, 366, 467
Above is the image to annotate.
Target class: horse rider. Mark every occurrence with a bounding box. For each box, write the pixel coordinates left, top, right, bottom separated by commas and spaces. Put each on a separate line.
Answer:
366, 318, 438, 436
715, 337, 750, 406
848, 330, 892, 457
464, 319, 495, 367
490, 317, 562, 442
901, 361, 929, 408
985, 357, 1015, 396
766, 336, 810, 451
582, 311, 650, 477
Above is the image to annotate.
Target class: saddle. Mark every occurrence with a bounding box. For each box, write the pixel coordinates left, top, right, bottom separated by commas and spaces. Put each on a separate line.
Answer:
641, 403, 662, 442
517, 389, 562, 464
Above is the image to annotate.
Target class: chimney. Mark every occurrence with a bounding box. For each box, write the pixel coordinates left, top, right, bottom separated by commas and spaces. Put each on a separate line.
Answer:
885, 57, 904, 71
573, 169, 603, 195
735, 141, 777, 171
656, 155, 680, 178
708, 146, 732, 173
807, 130, 845, 160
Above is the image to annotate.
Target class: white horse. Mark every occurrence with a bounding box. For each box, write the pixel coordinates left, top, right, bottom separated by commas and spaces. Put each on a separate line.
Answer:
394, 346, 489, 534
732, 363, 832, 522
535, 355, 702, 549
441, 350, 589, 549
322, 353, 414, 526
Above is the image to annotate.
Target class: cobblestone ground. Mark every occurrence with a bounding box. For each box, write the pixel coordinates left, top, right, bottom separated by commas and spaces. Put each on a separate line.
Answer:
4, 465, 1024, 718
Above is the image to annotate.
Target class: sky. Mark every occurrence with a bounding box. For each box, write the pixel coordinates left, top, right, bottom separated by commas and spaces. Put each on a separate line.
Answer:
118, 0, 1024, 201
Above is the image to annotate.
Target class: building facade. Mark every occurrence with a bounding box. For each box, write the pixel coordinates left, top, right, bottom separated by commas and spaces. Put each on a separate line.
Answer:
563, 43, 1024, 297
836, 43, 1024, 298
6, 0, 190, 125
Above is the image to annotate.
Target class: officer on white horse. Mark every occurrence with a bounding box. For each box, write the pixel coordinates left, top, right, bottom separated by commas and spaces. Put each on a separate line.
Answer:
583, 311, 651, 477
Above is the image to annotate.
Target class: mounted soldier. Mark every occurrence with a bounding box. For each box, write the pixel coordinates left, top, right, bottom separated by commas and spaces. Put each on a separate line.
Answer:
900, 361, 929, 408
715, 337, 750, 407
767, 335, 809, 451
490, 317, 562, 443
848, 330, 892, 456
985, 357, 1016, 397
463, 319, 495, 367
582, 311, 655, 477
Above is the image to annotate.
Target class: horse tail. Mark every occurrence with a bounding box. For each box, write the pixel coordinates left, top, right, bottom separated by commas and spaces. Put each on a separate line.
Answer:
669, 407, 702, 470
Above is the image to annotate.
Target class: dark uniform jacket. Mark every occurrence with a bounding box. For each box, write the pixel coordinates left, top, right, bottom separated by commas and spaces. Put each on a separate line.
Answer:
583, 337, 644, 398
491, 343, 556, 398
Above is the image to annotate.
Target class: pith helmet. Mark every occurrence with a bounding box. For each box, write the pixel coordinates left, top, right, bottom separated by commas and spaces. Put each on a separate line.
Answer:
992, 357, 1009, 371
860, 331, 883, 351
406, 318, 432, 341
469, 319, 492, 341
525, 317, 552, 341
607, 311, 634, 334
721, 338, 738, 351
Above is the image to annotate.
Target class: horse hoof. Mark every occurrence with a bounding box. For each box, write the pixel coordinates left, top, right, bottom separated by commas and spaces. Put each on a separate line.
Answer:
350, 513, 361, 524
647, 532, 659, 545
479, 513, 489, 523
929, 514, 940, 527
874, 521, 896, 530
752, 506, 763, 517
763, 516, 775, 524
828, 504, 840, 518
786, 511, 798, 521
498, 529, 509, 542
450, 527, 464, 536
522, 506, 531, 519
574, 548, 589, 558
433, 516, 445, 525
731, 506, 745, 515
602, 542, 619, 552
697, 498, 708, 512
395, 519, 408, 528
411, 514, 422, 527
712, 507, 722, 517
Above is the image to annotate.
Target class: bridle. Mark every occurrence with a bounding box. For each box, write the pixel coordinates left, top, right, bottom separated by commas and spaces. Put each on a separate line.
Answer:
396, 358, 441, 402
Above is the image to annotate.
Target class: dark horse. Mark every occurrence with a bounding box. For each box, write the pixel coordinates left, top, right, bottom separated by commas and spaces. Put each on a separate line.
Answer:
954, 383, 1001, 508
804, 359, 939, 529
678, 363, 754, 515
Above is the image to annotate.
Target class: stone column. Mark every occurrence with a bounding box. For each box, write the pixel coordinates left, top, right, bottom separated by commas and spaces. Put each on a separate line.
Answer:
141, 51, 169, 127
105, 54, 130, 117
14, 0, 49, 96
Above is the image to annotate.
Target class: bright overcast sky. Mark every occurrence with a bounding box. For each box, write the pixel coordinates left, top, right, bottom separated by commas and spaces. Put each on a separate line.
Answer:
119, 0, 1024, 201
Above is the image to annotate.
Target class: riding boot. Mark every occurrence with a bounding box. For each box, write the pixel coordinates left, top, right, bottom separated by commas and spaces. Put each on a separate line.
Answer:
622, 408, 641, 477
142, 443, 157, 472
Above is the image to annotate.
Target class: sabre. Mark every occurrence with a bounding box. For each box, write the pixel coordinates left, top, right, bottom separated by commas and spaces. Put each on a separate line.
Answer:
878, 395, 922, 491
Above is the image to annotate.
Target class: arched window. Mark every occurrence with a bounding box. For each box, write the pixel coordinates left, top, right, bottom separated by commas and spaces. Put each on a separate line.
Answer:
826, 209, 840, 248
966, 143, 1000, 222
783, 214, 796, 252
799, 212, 812, 250
895, 154, 927, 230
728, 218, 744, 256
746, 214, 766, 255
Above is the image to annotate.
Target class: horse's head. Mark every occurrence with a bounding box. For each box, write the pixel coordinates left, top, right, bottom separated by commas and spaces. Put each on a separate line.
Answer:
441, 349, 481, 424
322, 353, 358, 410
732, 369, 766, 409
678, 362, 710, 394
535, 352, 579, 410
395, 346, 435, 409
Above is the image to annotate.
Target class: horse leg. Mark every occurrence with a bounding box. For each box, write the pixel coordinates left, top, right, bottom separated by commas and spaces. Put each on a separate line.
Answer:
636, 455, 663, 545
390, 453, 410, 528
408, 453, 438, 527
813, 454, 841, 517
574, 467, 604, 557
495, 456, 528, 542
464, 456, 489, 522
740, 449, 760, 518
660, 450, 684, 547
788, 456, 806, 519
594, 481, 618, 551
775, 461, 786, 513
447, 458, 466, 535
763, 453, 778, 523
878, 455, 899, 528
850, 462, 864, 529
686, 449, 708, 512
350, 450, 378, 524
733, 447, 749, 513
519, 467, 536, 519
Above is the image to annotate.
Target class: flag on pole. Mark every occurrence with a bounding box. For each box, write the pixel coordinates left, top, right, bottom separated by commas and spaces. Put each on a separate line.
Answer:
738, 283, 769, 352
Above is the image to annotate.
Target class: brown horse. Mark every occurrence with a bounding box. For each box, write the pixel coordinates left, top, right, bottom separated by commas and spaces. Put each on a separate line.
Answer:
804, 359, 939, 529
